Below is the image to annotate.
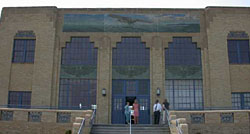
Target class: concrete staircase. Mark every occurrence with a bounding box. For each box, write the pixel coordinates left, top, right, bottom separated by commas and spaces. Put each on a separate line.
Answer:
90, 124, 170, 134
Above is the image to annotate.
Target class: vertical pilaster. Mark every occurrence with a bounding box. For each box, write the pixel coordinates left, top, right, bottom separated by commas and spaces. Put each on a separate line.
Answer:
31, 26, 57, 107
96, 36, 112, 124
148, 36, 165, 121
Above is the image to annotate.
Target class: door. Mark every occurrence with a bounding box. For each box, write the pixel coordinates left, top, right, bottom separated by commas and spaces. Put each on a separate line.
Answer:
112, 80, 150, 124
112, 96, 125, 124
137, 96, 150, 124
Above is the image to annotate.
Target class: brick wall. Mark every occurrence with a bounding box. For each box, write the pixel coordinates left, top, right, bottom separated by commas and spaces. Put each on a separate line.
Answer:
171, 110, 250, 134
0, 108, 92, 134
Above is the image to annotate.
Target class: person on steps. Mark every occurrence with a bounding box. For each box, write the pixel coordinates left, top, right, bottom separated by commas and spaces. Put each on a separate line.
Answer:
124, 101, 131, 124
133, 99, 139, 124
153, 99, 162, 124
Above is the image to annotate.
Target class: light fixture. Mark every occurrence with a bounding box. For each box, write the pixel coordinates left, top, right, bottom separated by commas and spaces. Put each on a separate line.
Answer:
102, 88, 106, 96
156, 87, 160, 96
91, 104, 97, 110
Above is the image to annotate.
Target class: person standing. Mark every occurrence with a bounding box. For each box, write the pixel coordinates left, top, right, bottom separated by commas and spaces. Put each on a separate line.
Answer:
133, 99, 139, 124
153, 100, 162, 124
124, 102, 131, 124
162, 99, 170, 124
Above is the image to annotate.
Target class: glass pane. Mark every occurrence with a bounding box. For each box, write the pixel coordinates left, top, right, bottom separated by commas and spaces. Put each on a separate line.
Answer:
165, 80, 203, 110
112, 37, 149, 66
228, 40, 250, 64
165, 37, 201, 66
8, 91, 31, 108
59, 79, 97, 109
12, 39, 35, 63
61, 37, 97, 65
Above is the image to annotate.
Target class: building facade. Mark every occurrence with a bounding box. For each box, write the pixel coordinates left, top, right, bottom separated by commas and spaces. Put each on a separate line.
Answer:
0, 7, 250, 124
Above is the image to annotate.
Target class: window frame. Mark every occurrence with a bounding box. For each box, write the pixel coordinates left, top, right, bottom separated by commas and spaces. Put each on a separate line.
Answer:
8, 91, 31, 108
12, 39, 36, 63
227, 39, 250, 64
232, 92, 250, 109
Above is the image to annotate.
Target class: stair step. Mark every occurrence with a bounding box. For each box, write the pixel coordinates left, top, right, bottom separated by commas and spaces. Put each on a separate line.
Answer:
91, 124, 170, 134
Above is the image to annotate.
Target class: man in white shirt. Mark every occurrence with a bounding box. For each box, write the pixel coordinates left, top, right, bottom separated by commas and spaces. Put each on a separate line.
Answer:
153, 99, 162, 124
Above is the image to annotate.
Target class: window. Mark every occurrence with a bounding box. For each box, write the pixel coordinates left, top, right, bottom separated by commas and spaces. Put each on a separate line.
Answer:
165, 37, 201, 66
232, 93, 250, 109
61, 38, 97, 65
166, 80, 203, 110
112, 37, 149, 66
59, 37, 97, 109
165, 37, 203, 110
12, 39, 36, 63
8, 91, 31, 108
59, 79, 96, 109
228, 40, 250, 64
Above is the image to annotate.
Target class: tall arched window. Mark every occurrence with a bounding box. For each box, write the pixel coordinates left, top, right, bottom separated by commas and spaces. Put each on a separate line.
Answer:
112, 37, 150, 124
165, 37, 203, 110
59, 37, 97, 109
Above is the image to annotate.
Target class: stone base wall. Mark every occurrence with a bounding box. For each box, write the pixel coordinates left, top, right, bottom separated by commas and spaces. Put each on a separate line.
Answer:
0, 108, 92, 134
171, 110, 250, 134
0, 121, 72, 134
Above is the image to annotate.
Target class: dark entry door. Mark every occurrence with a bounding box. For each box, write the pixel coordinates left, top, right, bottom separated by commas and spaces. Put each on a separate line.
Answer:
112, 80, 150, 124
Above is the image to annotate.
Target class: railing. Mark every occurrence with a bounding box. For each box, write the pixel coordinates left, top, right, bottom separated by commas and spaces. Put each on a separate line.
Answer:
165, 109, 171, 126
90, 109, 96, 126
176, 119, 183, 134
166, 109, 183, 134
77, 118, 85, 134
0, 105, 90, 110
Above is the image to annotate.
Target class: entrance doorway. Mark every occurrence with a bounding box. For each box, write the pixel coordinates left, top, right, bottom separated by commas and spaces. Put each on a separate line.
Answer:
112, 80, 150, 124
126, 96, 136, 106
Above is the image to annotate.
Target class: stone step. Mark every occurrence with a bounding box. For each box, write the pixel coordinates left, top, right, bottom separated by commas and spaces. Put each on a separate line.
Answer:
92, 124, 168, 127
90, 124, 170, 134
90, 131, 170, 134
91, 127, 168, 131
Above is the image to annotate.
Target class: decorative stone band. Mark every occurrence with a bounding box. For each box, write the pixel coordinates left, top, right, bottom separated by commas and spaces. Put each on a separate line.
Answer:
60, 65, 97, 79
166, 65, 202, 80
57, 112, 71, 123
112, 66, 150, 79
227, 31, 249, 39
190, 113, 205, 124
220, 113, 234, 123
15, 31, 36, 38
0, 110, 13, 121
28, 111, 42, 122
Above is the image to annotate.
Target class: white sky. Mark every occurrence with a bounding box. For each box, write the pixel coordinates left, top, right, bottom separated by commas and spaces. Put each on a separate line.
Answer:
1, 0, 250, 15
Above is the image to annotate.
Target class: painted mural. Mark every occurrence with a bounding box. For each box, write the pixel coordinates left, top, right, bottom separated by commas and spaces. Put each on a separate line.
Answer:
63, 13, 200, 32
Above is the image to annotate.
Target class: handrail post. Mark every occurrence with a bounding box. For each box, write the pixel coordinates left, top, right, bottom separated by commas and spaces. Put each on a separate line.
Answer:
77, 118, 85, 134
130, 112, 131, 134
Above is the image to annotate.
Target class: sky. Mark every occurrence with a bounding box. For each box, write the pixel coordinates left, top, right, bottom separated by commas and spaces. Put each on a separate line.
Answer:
0, 0, 250, 15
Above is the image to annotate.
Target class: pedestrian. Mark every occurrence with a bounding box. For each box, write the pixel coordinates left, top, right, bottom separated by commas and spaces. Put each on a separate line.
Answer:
153, 99, 162, 124
133, 99, 139, 124
162, 99, 170, 124
124, 102, 131, 124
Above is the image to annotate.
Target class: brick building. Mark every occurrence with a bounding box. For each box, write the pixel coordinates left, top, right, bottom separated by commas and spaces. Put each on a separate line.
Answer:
0, 6, 250, 124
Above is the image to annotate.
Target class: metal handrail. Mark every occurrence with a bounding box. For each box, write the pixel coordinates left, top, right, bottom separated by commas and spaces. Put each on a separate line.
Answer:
77, 118, 85, 134
2, 105, 250, 110
90, 109, 96, 126
176, 119, 183, 134
0, 105, 90, 110
166, 109, 183, 134
165, 109, 171, 126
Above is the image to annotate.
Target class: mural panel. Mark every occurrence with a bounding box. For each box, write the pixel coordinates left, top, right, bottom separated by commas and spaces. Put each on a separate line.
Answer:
165, 65, 202, 79
63, 13, 200, 32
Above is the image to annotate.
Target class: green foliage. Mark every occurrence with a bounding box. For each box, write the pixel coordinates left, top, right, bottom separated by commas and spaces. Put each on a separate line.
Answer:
65, 130, 72, 134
